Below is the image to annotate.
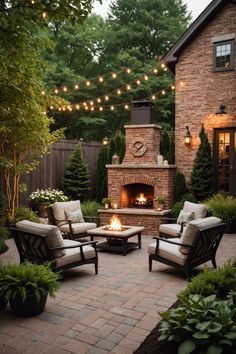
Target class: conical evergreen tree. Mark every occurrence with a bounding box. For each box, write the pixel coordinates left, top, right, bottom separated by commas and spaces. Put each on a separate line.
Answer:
190, 125, 214, 201
108, 130, 125, 163
63, 144, 90, 201
174, 170, 187, 202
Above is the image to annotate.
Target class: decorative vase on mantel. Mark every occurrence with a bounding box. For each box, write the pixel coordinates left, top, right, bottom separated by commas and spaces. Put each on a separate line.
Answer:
36, 202, 50, 218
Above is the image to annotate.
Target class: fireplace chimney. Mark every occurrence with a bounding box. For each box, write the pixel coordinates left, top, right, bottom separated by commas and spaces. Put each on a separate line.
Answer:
131, 100, 155, 125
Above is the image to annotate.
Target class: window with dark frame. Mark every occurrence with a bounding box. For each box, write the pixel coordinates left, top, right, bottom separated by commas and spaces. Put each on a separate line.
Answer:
213, 40, 234, 71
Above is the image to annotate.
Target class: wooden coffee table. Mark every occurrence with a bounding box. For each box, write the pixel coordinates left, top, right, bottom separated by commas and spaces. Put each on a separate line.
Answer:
87, 225, 145, 256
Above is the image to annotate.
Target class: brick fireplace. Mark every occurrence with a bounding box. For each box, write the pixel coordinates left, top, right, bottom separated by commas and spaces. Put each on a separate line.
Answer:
99, 102, 176, 235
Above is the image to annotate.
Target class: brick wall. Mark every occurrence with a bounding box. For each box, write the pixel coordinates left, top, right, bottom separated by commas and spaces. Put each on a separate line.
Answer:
175, 2, 236, 180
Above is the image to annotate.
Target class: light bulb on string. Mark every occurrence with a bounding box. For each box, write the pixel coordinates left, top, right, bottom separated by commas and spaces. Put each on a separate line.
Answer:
54, 89, 59, 94
90, 101, 94, 106
151, 95, 156, 100
85, 106, 89, 110
76, 105, 80, 110
110, 106, 115, 110
161, 63, 166, 69
83, 102, 87, 106
112, 73, 117, 79
74, 84, 79, 90
124, 104, 129, 110
126, 68, 131, 74
153, 68, 158, 74
31, 0, 35, 3
97, 98, 101, 103
161, 90, 166, 95
62, 107, 66, 111
91, 107, 95, 111
164, 67, 168, 71
171, 85, 175, 90
144, 75, 149, 81
105, 95, 109, 101
180, 81, 184, 86
99, 106, 103, 111
126, 84, 131, 90
86, 80, 91, 86
63, 86, 67, 92
117, 89, 121, 95
58, 107, 61, 111
50, 106, 53, 110
42, 12, 47, 18
98, 77, 104, 83
136, 79, 141, 85
41, 90, 45, 95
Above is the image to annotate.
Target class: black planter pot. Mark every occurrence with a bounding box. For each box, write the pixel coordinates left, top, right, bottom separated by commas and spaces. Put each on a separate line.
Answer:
0, 297, 7, 311
9, 293, 48, 317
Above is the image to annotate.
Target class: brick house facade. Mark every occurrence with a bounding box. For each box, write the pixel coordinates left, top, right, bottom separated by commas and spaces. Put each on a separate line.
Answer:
163, 0, 236, 195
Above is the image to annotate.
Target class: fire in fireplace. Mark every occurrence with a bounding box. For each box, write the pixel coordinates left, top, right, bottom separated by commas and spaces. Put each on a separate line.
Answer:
121, 183, 154, 209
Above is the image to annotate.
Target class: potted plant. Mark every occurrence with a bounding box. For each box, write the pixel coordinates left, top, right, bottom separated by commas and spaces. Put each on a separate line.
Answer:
29, 188, 69, 217
0, 261, 60, 317
154, 195, 165, 210
205, 193, 236, 233
102, 197, 113, 209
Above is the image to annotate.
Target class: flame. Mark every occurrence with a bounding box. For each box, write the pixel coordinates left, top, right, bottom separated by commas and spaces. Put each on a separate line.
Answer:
109, 214, 122, 231
136, 193, 147, 204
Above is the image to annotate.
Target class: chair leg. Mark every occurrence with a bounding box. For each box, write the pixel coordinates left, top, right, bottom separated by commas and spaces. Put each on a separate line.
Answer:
149, 256, 152, 272
95, 259, 98, 274
211, 256, 217, 268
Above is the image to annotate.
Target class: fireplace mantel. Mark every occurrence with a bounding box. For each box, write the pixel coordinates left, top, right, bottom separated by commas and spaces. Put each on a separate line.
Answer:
106, 164, 176, 169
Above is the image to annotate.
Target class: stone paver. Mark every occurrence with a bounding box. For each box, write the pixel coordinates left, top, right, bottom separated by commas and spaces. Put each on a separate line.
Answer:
0, 233, 235, 353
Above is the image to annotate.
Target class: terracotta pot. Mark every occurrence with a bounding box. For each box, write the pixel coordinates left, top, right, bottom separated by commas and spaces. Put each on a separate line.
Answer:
36, 202, 50, 218
9, 293, 48, 317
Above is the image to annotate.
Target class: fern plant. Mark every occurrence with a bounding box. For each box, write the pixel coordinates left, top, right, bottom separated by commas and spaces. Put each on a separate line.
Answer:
0, 261, 60, 302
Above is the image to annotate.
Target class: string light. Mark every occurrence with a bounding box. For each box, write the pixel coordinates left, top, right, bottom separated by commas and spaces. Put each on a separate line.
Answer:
83, 102, 86, 106
76, 104, 80, 110
144, 75, 149, 81
31, 0, 35, 3
91, 106, 95, 111
110, 105, 115, 110
117, 89, 121, 95
151, 95, 156, 100
42, 12, 47, 18
99, 106, 103, 111
63, 86, 67, 92
105, 95, 109, 101
153, 68, 158, 74
161, 63, 166, 69
74, 84, 79, 90
98, 77, 104, 82
112, 73, 117, 79
136, 79, 141, 85
180, 81, 184, 86
50, 106, 53, 109
97, 98, 101, 103
126, 84, 131, 90
161, 90, 166, 95
90, 101, 94, 106
86, 80, 91, 86
126, 68, 131, 74
85, 106, 89, 110
54, 89, 58, 94
124, 104, 129, 109
41, 91, 45, 95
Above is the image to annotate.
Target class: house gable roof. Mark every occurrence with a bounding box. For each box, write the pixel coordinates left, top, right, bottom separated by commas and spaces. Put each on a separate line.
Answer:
162, 0, 236, 72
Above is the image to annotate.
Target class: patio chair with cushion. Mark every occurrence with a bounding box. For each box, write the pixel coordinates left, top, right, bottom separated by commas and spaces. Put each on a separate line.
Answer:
11, 220, 98, 274
148, 217, 225, 280
159, 201, 209, 238
47, 200, 97, 240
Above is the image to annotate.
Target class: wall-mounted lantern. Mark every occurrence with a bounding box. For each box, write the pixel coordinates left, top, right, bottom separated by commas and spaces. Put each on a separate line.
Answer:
184, 126, 192, 145
215, 104, 227, 115
102, 136, 109, 146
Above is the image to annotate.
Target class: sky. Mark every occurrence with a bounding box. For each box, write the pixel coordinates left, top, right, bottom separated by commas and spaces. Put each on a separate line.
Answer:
92, 0, 213, 21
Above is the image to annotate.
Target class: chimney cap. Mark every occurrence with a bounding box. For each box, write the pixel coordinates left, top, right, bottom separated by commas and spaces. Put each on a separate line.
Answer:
132, 100, 154, 109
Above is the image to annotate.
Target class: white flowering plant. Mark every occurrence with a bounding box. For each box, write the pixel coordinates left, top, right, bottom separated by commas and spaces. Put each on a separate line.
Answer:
29, 188, 69, 204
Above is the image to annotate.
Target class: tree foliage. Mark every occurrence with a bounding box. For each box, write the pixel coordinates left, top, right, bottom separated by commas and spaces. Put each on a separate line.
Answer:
190, 125, 215, 201
0, 0, 95, 219
63, 144, 90, 201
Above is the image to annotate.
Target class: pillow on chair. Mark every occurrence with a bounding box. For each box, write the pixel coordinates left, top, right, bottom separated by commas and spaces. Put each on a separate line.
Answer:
51, 200, 82, 227
177, 210, 194, 225
183, 201, 208, 220
65, 209, 84, 223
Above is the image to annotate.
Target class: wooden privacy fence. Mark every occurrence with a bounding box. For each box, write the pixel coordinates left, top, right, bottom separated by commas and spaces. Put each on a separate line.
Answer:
0, 139, 101, 206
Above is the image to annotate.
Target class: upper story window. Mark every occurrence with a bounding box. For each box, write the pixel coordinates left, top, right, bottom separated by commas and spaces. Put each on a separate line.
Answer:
213, 40, 234, 71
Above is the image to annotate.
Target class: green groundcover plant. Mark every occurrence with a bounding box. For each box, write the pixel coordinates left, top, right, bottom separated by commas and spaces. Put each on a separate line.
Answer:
0, 261, 60, 302
178, 262, 236, 301
159, 292, 236, 354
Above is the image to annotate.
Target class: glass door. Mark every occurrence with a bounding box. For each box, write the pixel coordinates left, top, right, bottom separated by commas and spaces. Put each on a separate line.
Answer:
214, 129, 236, 195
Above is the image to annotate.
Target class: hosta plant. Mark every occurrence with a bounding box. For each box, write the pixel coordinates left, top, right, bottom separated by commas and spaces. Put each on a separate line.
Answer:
159, 293, 236, 354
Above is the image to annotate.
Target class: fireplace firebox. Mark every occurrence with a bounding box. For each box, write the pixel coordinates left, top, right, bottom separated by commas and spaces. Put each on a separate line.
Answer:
121, 183, 154, 208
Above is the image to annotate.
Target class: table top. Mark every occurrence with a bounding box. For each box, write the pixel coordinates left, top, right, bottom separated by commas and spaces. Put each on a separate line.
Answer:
87, 225, 145, 237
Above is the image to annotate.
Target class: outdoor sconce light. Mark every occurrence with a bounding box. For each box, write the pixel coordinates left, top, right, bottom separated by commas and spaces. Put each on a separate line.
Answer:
102, 136, 109, 146
216, 104, 227, 115
184, 126, 192, 145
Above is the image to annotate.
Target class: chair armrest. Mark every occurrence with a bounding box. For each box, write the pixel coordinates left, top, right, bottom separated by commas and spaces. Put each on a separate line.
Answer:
153, 236, 193, 248
51, 241, 97, 250
160, 217, 178, 224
